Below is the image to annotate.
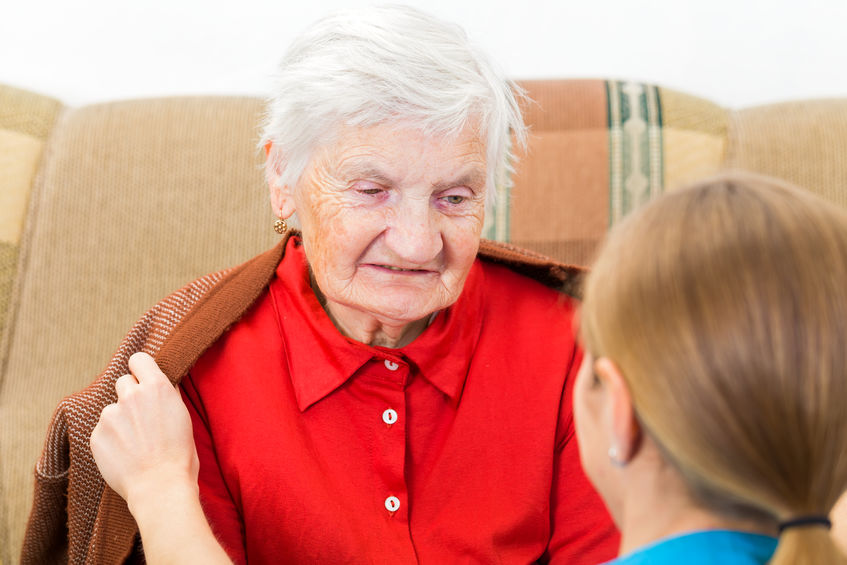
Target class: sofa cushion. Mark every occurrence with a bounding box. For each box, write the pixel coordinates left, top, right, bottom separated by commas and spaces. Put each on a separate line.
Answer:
0, 85, 62, 362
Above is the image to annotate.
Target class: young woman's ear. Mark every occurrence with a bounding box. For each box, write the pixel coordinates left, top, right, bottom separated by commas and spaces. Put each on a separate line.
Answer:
594, 357, 642, 465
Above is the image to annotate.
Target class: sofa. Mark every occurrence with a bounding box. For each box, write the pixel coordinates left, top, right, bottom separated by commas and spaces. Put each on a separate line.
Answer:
1, 79, 846, 563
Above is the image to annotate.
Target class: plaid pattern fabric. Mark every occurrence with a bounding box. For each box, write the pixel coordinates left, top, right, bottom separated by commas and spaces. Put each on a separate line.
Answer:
507, 80, 726, 266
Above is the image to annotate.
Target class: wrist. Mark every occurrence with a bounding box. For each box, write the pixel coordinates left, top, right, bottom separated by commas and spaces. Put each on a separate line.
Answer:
125, 472, 200, 525
123, 473, 231, 564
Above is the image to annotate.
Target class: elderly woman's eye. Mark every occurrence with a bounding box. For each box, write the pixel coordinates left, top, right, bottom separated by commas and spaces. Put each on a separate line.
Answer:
441, 194, 466, 205
352, 181, 385, 196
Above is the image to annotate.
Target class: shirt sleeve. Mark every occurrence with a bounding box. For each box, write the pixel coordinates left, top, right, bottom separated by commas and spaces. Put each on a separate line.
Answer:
543, 346, 621, 564
180, 373, 248, 565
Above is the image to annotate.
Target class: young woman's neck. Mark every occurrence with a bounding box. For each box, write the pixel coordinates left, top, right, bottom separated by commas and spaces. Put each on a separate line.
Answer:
616, 458, 776, 555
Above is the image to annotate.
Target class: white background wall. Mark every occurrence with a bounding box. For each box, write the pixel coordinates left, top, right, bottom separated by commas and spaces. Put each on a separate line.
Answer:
2, 0, 846, 108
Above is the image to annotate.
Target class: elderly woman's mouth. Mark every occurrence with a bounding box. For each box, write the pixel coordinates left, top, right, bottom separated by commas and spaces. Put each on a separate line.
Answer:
366, 264, 437, 274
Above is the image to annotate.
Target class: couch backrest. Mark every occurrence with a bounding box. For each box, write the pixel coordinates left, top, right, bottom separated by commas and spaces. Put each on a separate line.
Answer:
1, 80, 846, 562
729, 98, 847, 204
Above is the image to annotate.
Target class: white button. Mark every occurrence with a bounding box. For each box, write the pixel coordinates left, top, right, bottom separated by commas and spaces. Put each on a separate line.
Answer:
382, 408, 398, 425
385, 496, 401, 513
384, 359, 399, 371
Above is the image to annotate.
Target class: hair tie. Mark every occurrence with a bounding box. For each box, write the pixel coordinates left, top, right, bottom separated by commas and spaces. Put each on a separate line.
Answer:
778, 516, 832, 533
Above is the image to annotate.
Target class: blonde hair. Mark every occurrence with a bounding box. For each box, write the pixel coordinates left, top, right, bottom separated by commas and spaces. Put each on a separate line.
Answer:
581, 173, 847, 564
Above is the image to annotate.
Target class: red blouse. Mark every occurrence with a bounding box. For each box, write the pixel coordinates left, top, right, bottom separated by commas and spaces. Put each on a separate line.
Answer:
180, 237, 618, 564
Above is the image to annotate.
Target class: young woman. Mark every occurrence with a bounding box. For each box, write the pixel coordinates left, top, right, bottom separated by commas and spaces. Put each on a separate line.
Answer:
575, 173, 847, 564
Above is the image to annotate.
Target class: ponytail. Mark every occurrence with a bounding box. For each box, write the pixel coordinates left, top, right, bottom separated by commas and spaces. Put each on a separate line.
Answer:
769, 526, 846, 565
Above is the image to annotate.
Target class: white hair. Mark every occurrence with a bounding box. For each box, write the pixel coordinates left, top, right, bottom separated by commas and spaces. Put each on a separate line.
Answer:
260, 4, 527, 213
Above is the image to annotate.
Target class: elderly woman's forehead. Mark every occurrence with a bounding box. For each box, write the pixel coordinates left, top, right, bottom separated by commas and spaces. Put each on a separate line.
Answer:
331, 124, 483, 159
332, 122, 485, 152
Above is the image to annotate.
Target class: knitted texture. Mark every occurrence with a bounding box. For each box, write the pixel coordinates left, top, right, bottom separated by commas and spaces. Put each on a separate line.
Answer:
22, 268, 229, 564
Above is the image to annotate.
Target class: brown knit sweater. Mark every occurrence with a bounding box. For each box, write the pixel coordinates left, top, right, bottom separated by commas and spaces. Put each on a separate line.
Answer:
20, 233, 583, 564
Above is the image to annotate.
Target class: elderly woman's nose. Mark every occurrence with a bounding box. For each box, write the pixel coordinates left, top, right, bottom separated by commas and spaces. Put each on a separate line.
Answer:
384, 206, 443, 264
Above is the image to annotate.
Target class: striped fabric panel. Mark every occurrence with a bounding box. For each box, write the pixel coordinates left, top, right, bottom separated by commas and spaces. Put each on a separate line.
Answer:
606, 81, 664, 225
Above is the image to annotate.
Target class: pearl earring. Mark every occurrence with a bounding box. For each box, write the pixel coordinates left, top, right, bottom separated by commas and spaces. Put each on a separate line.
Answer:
608, 446, 626, 467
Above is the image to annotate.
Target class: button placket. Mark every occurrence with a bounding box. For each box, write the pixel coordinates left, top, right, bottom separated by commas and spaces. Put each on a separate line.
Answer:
373, 357, 407, 521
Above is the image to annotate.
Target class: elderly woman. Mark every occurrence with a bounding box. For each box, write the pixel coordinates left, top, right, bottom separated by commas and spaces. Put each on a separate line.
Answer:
575, 174, 847, 564
24, 6, 617, 564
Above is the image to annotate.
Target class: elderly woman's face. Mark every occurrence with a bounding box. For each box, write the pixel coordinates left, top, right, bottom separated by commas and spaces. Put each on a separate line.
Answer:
274, 123, 487, 327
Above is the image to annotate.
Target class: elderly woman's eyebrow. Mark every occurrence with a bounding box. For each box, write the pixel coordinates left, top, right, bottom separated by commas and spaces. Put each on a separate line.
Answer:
431, 169, 486, 191
340, 163, 396, 185
340, 163, 485, 191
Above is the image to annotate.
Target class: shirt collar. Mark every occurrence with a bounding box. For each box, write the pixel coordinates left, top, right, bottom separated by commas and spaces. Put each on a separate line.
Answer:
399, 261, 484, 405
269, 236, 484, 411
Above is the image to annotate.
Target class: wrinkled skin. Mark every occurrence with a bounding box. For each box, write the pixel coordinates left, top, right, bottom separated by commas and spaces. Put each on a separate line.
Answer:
269, 123, 488, 347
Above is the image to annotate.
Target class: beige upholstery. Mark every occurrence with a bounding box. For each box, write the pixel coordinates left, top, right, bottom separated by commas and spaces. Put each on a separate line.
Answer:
729, 99, 847, 205
1, 81, 846, 562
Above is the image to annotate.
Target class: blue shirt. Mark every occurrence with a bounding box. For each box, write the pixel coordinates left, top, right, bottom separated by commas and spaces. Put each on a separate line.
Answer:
607, 530, 778, 564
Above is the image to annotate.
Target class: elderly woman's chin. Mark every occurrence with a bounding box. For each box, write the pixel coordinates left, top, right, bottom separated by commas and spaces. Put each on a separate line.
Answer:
318, 266, 469, 328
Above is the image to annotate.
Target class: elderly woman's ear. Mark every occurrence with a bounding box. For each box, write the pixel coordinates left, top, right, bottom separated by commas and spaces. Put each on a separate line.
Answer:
265, 144, 296, 219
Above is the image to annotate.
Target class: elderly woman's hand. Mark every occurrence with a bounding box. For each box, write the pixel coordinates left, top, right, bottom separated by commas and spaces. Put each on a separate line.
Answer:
90, 352, 198, 505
